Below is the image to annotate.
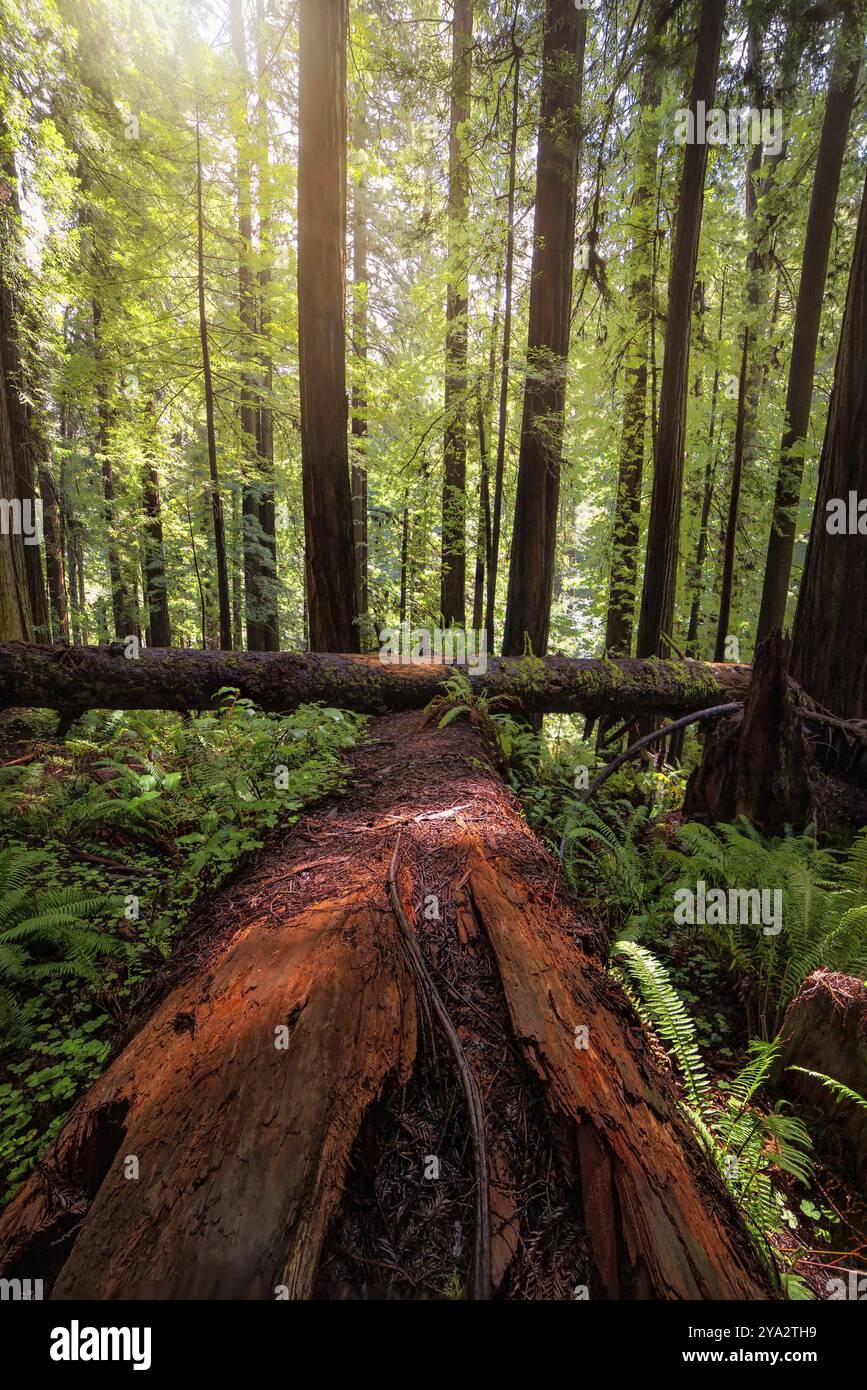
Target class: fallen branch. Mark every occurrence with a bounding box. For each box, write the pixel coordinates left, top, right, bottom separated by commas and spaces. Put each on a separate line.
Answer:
558, 703, 741, 860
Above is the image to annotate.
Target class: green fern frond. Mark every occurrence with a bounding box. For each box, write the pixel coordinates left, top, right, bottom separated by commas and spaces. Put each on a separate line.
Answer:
611, 940, 711, 1111
788, 1067, 867, 1113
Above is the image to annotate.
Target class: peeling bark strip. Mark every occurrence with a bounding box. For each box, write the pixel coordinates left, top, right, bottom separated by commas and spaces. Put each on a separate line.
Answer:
0, 713, 772, 1300
0, 642, 752, 718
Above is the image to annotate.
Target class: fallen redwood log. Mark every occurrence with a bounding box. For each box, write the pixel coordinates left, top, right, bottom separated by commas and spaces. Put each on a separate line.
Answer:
0, 641, 752, 720
776, 971, 867, 1194
0, 710, 773, 1299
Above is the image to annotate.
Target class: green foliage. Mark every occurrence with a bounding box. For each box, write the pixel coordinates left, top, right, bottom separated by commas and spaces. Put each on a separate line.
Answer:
612, 940, 710, 1110
0, 695, 363, 1201
611, 941, 814, 1288
561, 801, 867, 1036
0, 848, 122, 1038
787, 1067, 867, 1114
652, 821, 867, 1035
424, 670, 519, 753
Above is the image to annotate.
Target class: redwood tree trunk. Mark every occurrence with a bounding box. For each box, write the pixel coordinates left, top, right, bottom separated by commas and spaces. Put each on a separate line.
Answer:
0, 117, 49, 640
0, 334, 30, 640
141, 438, 171, 648
756, 16, 862, 642
92, 300, 136, 641
686, 273, 726, 654
441, 0, 473, 627
636, 0, 725, 659
604, 0, 663, 657
298, 0, 358, 652
232, 0, 266, 653
195, 115, 232, 650
351, 103, 370, 631
790, 167, 867, 719
39, 463, 69, 643
486, 28, 521, 652
503, 0, 586, 658
256, 0, 279, 651
0, 711, 773, 1300
714, 326, 749, 659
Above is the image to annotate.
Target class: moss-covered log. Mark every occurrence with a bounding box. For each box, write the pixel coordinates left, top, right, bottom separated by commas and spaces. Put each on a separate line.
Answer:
0, 642, 752, 720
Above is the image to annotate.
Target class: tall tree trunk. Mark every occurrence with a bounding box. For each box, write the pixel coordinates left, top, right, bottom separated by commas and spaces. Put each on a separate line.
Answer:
0, 116, 48, 639
92, 301, 136, 641
635, 0, 726, 659
791, 168, 867, 719
603, 0, 664, 657
231, 0, 266, 653
399, 494, 410, 626
195, 111, 232, 651
39, 463, 69, 643
502, 0, 587, 658
757, 14, 862, 642
231, 483, 243, 650
60, 443, 83, 647
256, 0, 279, 650
141, 414, 171, 648
351, 104, 369, 634
473, 382, 492, 632
686, 271, 726, 654
297, 0, 358, 652
0, 339, 30, 641
714, 326, 749, 659
441, 0, 473, 627
473, 280, 499, 631
486, 27, 521, 652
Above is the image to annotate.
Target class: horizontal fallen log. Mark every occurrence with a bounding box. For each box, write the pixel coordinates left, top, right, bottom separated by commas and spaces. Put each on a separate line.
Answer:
0, 710, 774, 1299
0, 642, 753, 720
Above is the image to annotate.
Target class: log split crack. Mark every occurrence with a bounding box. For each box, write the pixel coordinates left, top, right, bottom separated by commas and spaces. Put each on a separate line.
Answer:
386, 832, 492, 1301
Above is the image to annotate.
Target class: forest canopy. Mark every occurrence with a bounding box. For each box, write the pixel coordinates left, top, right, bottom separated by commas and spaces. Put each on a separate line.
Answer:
0, 0, 863, 672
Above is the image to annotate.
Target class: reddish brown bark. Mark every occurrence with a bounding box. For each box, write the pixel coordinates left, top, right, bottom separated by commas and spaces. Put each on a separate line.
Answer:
0, 713, 772, 1299
636, 0, 725, 659
297, 0, 358, 652
777, 971, 867, 1195
685, 632, 815, 833
502, 0, 586, 658
791, 166, 867, 718
39, 464, 69, 644
757, 16, 863, 642
441, 0, 473, 627
604, 0, 664, 657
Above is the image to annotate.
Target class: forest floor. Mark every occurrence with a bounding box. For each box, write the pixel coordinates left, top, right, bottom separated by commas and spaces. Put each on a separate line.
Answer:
0, 703, 865, 1298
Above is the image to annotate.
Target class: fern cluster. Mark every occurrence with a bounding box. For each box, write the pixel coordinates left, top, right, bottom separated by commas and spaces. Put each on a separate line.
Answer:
612, 940, 814, 1290
652, 821, 867, 1035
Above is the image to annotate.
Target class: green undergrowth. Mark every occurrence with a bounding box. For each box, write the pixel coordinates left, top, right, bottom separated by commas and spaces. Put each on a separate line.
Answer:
0, 691, 363, 1202
501, 714, 867, 1299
